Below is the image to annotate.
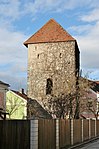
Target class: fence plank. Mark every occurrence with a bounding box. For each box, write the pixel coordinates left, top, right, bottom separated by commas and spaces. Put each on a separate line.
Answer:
73, 119, 82, 145
83, 119, 89, 141
96, 120, 99, 136
90, 120, 95, 138
38, 119, 56, 149
59, 120, 71, 148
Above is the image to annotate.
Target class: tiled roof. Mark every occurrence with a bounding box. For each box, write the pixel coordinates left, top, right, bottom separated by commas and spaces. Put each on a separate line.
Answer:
11, 90, 28, 100
91, 81, 99, 92
11, 90, 52, 119
80, 77, 99, 93
24, 19, 75, 47
95, 81, 99, 84
80, 113, 95, 119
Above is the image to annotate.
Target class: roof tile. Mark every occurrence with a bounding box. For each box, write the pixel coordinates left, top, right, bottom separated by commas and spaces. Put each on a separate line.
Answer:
11, 90, 28, 100
24, 19, 75, 47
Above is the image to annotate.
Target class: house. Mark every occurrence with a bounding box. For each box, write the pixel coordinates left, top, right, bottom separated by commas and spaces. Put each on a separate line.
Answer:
24, 18, 80, 103
27, 98, 52, 119
6, 89, 52, 119
0, 80, 9, 119
80, 89, 97, 119
80, 79, 99, 119
6, 89, 27, 119
0, 80, 9, 110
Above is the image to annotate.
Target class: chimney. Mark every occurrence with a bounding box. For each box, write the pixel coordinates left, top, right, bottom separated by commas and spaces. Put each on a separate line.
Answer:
20, 88, 24, 94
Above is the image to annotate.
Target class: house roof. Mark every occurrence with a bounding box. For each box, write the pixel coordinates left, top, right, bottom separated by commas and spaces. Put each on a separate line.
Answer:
11, 90, 52, 119
80, 77, 99, 93
11, 90, 28, 100
24, 19, 75, 47
89, 80, 99, 92
0, 81, 10, 87
28, 99, 52, 119
80, 113, 95, 119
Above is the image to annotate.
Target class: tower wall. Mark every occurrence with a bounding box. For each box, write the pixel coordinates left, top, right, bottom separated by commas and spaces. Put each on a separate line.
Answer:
28, 41, 78, 100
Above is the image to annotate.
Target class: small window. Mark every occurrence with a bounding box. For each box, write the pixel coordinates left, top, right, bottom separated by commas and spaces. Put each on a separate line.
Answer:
68, 61, 70, 64
46, 78, 53, 95
37, 54, 39, 58
59, 53, 62, 58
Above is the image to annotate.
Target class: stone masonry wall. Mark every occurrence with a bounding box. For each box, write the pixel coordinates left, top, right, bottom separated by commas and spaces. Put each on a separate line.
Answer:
28, 41, 77, 101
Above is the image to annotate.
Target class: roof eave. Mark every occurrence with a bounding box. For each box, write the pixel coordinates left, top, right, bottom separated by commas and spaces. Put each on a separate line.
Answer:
23, 39, 76, 47
23, 41, 28, 47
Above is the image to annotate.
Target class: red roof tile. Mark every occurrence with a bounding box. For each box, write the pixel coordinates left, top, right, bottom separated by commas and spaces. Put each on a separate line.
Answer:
95, 81, 99, 84
24, 19, 75, 47
12, 90, 28, 100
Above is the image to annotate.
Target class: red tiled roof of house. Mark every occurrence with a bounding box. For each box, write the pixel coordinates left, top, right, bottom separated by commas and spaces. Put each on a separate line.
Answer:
11, 90, 52, 119
11, 90, 28, 100
95, 81, 99, 84
24, 19, 75, 47
80, 113, 95, 119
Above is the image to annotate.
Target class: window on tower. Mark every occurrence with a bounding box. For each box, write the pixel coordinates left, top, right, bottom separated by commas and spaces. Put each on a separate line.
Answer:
46, 78, 53, 95
59, 53, 62, 58
37, 54, 39, 58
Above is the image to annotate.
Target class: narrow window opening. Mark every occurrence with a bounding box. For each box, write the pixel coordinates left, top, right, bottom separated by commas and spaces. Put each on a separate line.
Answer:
68, 61, 70, 64
37, 54, 39, 58
46, 78, 53, 95
59, 53, 62, 58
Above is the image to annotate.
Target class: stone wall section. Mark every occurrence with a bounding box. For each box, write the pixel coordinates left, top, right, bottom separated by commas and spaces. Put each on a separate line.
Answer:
28, 41, 77, 100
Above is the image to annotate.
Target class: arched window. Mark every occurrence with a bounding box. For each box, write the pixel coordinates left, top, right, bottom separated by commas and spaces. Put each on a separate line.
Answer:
46, 78, 53, 95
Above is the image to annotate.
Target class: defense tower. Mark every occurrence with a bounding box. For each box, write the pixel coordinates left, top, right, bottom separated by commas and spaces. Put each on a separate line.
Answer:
24, 19, 80, 101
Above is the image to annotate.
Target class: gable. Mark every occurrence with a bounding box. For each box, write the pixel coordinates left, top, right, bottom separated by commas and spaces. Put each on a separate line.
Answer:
6, 91, 27, 105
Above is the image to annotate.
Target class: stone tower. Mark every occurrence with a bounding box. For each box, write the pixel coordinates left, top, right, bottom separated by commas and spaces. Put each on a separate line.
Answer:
24, 19, 80, 101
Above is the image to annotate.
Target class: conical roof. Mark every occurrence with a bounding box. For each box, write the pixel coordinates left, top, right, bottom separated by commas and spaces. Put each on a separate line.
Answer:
24, 19, 75, 47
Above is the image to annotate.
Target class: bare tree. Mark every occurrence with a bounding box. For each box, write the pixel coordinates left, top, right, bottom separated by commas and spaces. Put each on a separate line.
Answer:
28, 48, 97, 119
6, 96, 24, 119
42, 92, 77, 119
41, 76, 98, 119
78, 77, 98, 119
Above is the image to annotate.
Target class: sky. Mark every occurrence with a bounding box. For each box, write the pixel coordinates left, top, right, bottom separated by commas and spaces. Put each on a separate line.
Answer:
0, 0, 99, 90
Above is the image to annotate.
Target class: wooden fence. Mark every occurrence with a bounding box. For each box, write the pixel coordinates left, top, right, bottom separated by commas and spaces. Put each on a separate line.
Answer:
0, 120, 30, 149
0, 119, 99, 149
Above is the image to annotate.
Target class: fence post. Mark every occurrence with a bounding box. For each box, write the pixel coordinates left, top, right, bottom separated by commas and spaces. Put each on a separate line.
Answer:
30, 120, 38, 149
95, 119, 97, 137
56, 119, 59, 149
89, 119, 91, 139
81, 119, 84, 142
70, 119, 74, 145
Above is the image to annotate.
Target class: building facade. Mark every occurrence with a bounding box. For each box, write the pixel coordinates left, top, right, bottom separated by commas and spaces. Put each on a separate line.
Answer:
0, 81, 9, 110
24, 19, 80, 101
6, 90, 27, 119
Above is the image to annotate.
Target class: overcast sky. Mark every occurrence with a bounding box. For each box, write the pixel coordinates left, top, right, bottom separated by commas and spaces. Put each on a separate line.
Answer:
0, 0, 99, 90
